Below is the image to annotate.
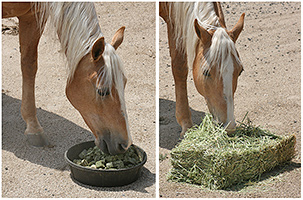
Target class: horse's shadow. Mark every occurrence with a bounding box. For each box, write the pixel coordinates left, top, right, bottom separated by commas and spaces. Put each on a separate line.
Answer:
159, 98, 206, 150
2, 93, 154, 193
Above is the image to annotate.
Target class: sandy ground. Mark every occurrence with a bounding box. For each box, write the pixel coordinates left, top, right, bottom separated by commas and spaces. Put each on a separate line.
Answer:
2, 2, 302, 198
2, 2, 155, 198
159, 2, 301, 198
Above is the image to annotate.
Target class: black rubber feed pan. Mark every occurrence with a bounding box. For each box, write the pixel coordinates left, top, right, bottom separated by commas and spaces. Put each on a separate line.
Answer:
65, 141, 147, 187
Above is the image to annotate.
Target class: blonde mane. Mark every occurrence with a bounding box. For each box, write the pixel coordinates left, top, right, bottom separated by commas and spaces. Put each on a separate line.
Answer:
169, 2, 242, 75
33, 2, 126, 105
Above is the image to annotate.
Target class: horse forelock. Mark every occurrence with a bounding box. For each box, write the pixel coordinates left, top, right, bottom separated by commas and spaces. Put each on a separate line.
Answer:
201, 27, 242, 78
96, 43, 126, 107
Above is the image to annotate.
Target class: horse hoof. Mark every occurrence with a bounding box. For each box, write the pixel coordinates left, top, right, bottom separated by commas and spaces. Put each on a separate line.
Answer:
180, 131, 186, 139
26, 132, 50, 147
180, 126, 191, 138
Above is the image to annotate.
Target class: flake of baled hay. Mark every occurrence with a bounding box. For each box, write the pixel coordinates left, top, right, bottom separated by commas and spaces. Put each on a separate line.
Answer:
168, 114, 296, 189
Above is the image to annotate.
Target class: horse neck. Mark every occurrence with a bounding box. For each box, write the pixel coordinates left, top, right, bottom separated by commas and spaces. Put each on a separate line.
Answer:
41, 2, 103, 81
170, 2, 221, 69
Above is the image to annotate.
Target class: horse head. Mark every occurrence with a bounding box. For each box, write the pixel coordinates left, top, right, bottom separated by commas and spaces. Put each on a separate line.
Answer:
192, 13, 245, 132
66, 26, 132, 155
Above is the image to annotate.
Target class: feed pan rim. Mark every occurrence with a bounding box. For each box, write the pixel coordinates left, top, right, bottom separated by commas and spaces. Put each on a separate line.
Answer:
64, 141, 147, 172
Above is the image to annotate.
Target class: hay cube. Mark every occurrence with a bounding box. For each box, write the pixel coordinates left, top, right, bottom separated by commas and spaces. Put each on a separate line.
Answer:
168, 114, 296, 189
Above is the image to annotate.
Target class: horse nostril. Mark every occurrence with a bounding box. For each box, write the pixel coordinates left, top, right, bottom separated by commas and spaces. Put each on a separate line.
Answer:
118, 143, 128, 153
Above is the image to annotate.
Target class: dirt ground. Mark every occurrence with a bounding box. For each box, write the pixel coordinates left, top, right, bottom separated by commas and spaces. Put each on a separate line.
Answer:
159, 2, 301, 198
2, 2, 155, 198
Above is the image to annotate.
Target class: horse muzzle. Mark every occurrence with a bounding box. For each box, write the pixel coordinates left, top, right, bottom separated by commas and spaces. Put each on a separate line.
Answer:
94, 130, 132, 155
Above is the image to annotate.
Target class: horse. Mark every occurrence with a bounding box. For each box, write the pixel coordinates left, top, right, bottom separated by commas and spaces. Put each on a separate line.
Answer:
160, 2, 245, 137
2, 2, 132, 155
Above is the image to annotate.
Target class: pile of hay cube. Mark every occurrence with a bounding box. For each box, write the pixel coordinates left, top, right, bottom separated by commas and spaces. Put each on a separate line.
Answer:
168, 114, 296, 190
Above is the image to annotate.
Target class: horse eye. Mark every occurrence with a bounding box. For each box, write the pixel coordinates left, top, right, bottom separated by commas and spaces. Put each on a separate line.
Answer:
203, 70, 211, 77
97, 88, 110, 96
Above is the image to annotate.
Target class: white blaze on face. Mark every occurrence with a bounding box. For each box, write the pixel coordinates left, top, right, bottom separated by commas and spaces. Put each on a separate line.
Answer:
222, 60, 236, 130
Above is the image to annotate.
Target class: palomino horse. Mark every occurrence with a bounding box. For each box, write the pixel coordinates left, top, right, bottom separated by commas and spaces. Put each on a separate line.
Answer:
160, 2, 245, 136
2, 2, 132, 155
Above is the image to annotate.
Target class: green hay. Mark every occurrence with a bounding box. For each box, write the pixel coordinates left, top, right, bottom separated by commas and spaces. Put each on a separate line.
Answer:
168, 114, 296, 190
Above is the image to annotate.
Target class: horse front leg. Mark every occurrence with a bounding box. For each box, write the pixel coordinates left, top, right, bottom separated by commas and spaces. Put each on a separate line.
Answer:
18, 14, 49, 146
167, 25, 193, 138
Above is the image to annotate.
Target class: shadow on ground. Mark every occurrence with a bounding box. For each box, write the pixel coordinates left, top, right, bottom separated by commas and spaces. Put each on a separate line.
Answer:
166, 160, 301, 192
159, 98, 206, 150
2, 93, 94, 170
2, 93, 155, 193
224, 161, 301, 192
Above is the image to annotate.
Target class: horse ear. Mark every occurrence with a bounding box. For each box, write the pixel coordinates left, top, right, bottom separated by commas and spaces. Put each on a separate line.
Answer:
111, 26, 125, 50
194, 19, 211, 45
92, 37, 105, 62
229, 13, 245, 42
